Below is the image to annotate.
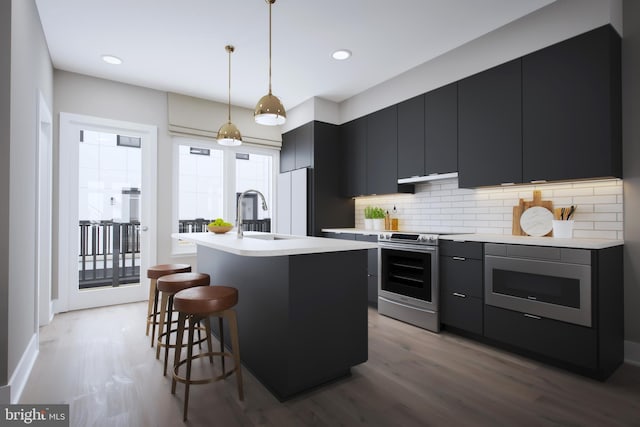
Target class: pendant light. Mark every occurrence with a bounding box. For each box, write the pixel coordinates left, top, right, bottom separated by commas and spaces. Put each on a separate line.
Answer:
217, 45, 242, 146
254, 0, 286, 126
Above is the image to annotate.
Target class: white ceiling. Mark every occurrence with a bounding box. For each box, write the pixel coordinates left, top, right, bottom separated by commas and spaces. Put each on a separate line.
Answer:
35, 0, 555, 111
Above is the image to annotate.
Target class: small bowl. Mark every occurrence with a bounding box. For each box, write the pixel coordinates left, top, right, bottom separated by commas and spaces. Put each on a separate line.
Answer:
207, 224, 233, 234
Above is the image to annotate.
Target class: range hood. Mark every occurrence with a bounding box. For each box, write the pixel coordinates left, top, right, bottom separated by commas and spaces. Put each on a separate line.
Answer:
397, 172, 458, 184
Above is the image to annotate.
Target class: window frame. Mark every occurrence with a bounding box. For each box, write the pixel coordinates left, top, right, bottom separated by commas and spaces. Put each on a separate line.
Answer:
171, 136, 280, 256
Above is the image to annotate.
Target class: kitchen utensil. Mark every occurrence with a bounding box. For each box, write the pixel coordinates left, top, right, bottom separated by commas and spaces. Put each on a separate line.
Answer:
520, 206, 554, 237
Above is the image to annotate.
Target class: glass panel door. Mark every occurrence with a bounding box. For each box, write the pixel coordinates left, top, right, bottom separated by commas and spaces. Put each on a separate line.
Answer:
78, 130, 142, 290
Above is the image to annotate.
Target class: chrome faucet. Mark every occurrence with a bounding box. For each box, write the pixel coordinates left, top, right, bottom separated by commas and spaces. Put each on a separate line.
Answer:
237, 189, 269, 238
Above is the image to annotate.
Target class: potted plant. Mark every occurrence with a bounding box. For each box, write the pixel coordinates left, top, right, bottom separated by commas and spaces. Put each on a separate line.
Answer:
364, 206, 375, 230
371, 207, 386, 230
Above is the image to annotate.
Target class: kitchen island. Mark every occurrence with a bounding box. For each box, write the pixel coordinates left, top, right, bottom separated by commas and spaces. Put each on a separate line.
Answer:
173, 231, 377, 400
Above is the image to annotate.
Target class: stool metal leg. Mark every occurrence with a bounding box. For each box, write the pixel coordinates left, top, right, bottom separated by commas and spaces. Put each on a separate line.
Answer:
156, 292, 169, 359
183, 314, 197, 421
146, 278, 157, 336
163, 294, 175, 376
171, 312, 187, 395
218, 317, 225, 373
205, 317, 214, 364
150, 285, 159, 347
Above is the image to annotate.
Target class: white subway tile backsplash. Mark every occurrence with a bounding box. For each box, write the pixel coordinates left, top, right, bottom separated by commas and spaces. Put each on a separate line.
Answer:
354, 178, 623, 237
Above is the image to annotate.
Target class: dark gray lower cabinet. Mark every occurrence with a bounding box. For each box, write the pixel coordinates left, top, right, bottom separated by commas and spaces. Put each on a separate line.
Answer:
484, 305, 597, 369
324, 232, 379, 307
483, 244, 623, 380
439, 240, 483, 335
356, 234, 379, 307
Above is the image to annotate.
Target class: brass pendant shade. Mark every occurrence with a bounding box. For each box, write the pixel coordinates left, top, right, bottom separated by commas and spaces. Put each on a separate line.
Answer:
254, 0, 286, 126
218, 45, 242, 146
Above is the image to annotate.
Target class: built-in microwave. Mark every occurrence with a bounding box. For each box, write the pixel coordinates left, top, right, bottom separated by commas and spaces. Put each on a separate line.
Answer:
484, 243, 592, 327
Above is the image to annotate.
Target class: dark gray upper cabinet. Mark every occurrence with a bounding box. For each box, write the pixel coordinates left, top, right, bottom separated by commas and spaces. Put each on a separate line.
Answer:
425, 82, 458, 175
397, 94, 425, 179
280, 122, 313, 173
458, 59, 523, 188
341, 117, 367, 197
522, 25, 621, 182
295, 121, 313, 170
367, 105, 398, 195
280, 128, 296, 173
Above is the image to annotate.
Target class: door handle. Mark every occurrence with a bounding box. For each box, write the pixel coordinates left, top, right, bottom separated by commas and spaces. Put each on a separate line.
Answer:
141, 226, 149, 232
452, 257, 466, 261
452, 292, 466, 298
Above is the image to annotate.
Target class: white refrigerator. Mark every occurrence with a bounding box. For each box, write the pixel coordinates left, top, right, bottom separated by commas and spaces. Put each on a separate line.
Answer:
276, 168, 309, 235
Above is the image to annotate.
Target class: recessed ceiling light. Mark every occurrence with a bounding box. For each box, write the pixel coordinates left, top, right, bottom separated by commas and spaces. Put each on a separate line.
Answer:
332, 49, 352, 60
101, 55, 123, 65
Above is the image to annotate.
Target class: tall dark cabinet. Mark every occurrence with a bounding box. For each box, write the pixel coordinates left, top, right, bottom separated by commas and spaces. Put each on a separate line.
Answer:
397, 94, 425, 179
280, 121, 354, 235
425, 83, 458, 175
522, 24, 622, 182
367, 105, 398, 195
458, 59, 523, 188
341, 117, 367, 197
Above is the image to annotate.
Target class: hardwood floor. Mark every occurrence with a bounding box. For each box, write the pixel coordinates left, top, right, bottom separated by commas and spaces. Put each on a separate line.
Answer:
20, 302, 640, 426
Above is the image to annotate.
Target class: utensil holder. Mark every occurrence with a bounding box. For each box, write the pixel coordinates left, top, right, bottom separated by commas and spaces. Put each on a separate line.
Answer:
552, 220, 574, 238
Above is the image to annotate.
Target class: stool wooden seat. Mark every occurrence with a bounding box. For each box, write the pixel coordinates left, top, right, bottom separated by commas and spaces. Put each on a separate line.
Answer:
156, 272, 210, 376
146, 263, 191, 345
171, 286, 244, 421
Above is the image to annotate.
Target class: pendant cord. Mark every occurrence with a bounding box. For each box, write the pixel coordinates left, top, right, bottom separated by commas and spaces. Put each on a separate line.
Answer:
228, 47, 232, 122
268, 1, 272, 95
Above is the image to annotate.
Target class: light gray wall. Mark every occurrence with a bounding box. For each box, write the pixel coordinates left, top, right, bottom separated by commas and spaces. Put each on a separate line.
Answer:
52, 71, 196, 296
623, 0, 640, 344
340, 0, 620, 123
6, 0, 53, 391
0, 0, 11, 397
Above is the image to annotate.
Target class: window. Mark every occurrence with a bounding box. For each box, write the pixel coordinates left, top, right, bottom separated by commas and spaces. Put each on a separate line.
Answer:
172, 137, 279, 254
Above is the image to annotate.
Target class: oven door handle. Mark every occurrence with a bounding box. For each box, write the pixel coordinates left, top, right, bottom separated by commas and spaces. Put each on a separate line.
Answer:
378, 296, 437, 315
379, 243, 437, 252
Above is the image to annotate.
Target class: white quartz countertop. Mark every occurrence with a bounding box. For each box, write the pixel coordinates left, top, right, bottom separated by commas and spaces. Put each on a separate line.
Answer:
172, 231, 378, 257
322, 228, 623, 249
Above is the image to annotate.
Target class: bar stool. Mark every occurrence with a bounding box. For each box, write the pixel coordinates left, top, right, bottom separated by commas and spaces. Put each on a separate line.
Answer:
146, 263, 191, 346
171, 286, 244, 422
156, 272, 210, 376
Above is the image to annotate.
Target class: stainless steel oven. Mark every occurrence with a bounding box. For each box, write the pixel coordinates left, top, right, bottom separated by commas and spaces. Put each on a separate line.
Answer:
484, 243, 592, 327
378, 233, 439, 332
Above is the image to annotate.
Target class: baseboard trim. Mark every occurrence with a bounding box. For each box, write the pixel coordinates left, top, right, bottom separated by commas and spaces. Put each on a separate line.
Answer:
624, 340, 640, 367
9, 333, 38, 403
0, 384, 10, 404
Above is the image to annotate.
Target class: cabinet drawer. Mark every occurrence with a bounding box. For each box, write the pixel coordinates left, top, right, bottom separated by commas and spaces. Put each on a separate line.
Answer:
440, 257, 483, 298
324, 232, 356, 240
441, 293, 483, 335
439, 240, 483, 259
484, 305, 597, 369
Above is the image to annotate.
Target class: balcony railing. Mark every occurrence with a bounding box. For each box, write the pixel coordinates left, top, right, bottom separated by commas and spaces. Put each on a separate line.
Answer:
78, 220, 140, 289
78, 218, 271, 289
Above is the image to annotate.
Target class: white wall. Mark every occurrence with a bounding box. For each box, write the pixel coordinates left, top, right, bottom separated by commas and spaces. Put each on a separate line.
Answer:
5, 0, 54, 402
0, 0, 11, 399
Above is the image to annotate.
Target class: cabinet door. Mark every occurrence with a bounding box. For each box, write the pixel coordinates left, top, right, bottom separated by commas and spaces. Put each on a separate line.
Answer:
458, 59, 522, 188
323, 232, 356, 240
397, 94, 425, 179
356, 234, 379, 306
425, 82, 458, 175
295, 122, 313, 170
523, 25, 621, 182
280, 129, 296, 173
367, 105, 398, 195
342, 117, 367, 197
